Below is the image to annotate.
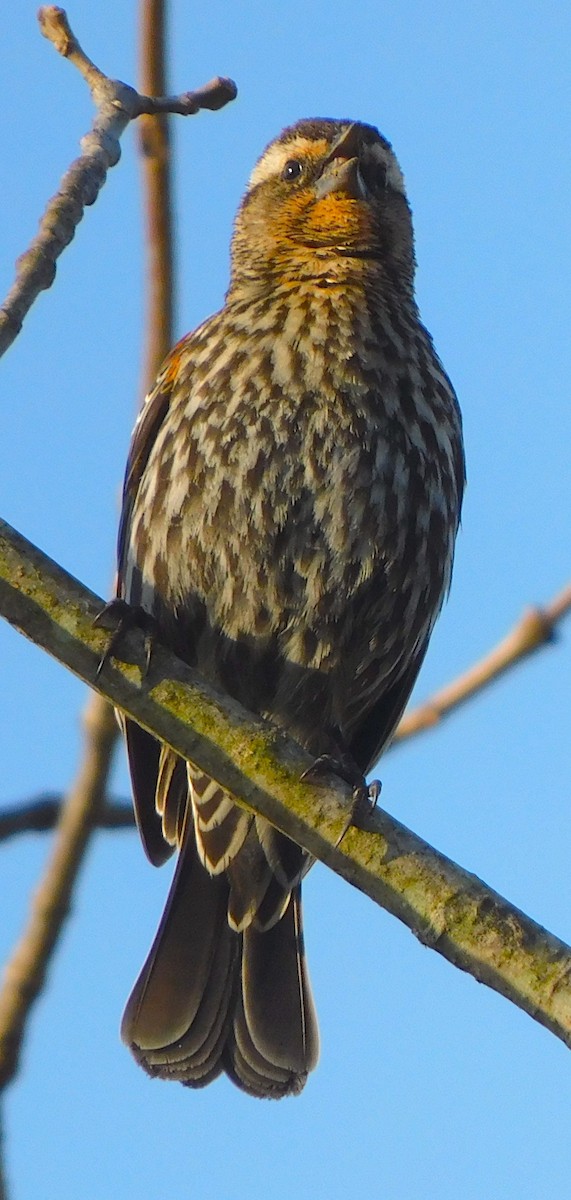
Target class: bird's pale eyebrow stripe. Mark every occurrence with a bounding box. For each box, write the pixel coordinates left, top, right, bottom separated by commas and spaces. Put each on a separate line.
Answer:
247, 137, 331, 190
247, 134, 407, 197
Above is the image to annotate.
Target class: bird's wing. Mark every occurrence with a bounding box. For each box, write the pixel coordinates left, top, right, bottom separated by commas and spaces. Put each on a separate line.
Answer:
116, 350, 186, 865
346, 633, 431, 775
117, 360, 179, 586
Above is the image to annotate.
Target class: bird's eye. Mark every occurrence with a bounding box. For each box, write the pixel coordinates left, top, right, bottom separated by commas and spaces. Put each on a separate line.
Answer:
281, 159, 304, 182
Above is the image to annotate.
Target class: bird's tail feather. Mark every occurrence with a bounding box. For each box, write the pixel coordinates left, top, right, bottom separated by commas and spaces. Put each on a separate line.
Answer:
121, 820, 319, 1097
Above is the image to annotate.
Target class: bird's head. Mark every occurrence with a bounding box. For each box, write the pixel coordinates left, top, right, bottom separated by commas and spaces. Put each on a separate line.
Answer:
228, 119, 416, 296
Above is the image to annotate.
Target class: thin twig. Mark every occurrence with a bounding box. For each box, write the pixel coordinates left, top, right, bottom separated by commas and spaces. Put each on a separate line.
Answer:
0, 795, 134, 842
1, 517, 571, 1051
138, 0, 175, 392
0, 1106, 7, 1200
0, 691, 117, 1089
395, 583, 571, 743
0, 6, 236, 357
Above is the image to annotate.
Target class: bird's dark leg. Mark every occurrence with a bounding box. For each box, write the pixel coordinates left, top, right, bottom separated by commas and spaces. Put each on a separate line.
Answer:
93, 598, 159, 678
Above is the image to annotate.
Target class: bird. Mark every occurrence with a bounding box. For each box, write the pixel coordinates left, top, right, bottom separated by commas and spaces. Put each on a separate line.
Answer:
116, 117, 465, 1099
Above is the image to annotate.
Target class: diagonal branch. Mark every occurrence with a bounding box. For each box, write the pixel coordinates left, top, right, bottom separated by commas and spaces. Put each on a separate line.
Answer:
0, 688, 117, 1089
1, 517, 571, 1052
0, 1110, 6, 1200
6, 572, 569, 840
395, 584, 571, 744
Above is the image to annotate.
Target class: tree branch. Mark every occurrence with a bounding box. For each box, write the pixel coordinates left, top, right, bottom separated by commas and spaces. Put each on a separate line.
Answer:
0, 1107, 7, 1200
0, 6, 236, 358
395, 584, 571, 744
1, 517, 571, 1051
0, 689, 117, 1089
0, 796, 134, 842
138, 0, 176, 392
10, 572, 569, 840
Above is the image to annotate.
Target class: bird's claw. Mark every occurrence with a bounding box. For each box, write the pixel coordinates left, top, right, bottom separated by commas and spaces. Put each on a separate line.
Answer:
301, 754, 381, 837
300, 753, 349, 785
350, 778, 382, 828
93, 598, 158, 678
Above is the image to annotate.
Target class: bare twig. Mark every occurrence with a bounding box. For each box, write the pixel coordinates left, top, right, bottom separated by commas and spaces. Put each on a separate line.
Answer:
0, 1107, 7, 1200
0, 795, 133, 842
38, 6, 236, 116
1, 516, 571, 1050
395, 584, 571, 743
0, 690, 117, 1089
138, 0, 175, 391
0, 6, 236, 357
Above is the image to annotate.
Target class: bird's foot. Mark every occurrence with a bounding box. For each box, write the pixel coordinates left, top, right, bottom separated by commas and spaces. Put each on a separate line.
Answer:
300, 752, 357, 788
350, 778, 382, 829
93, 598, 158, 678
300, 754, 381, 838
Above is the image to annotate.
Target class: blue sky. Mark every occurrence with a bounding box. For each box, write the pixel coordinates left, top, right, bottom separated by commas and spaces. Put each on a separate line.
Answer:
1, 2, 570, 1197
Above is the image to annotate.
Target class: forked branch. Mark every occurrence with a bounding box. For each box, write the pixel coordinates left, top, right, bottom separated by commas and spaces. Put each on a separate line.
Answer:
0, 6, 236, 357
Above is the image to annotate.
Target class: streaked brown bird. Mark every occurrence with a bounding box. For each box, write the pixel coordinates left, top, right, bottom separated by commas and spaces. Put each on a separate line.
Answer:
117, 118, 465, 1098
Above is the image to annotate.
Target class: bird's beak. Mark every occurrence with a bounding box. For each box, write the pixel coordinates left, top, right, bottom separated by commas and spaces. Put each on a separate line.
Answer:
322, 123, 364, 165
314, 124, 367, 200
